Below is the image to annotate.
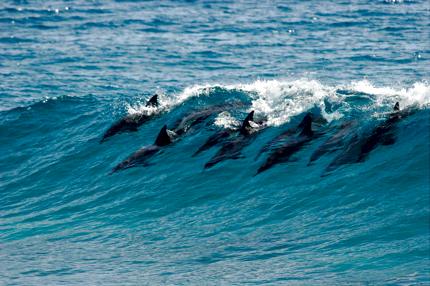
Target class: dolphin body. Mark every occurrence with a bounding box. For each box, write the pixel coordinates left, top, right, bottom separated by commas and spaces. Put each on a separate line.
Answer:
308, 120, 358, 164
204, 111, 262, 169
171, 102, 250, 155
101, 94, 160, 143
192, 129, 232, 157
256, 113, 318, 174
111, 124, 174, 173
172, 108, 221, 136
111, 104, 231, 173
255, 124, 300, 160
357, 102, 401, 162
194, 111, 267, 157
171, 101, 248, 136
255, 113, 327, 160
324, 102, 404, 174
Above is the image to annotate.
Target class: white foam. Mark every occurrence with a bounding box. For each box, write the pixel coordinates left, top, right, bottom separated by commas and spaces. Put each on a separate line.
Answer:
126, 93, 168, 116
228, 79, 340, 126
346, 80, 430, 109
128, 79, 430, 126
174, 84, 214, 104
126, 85, 214, 116
126, 104, 159, 116
214, 111, 241, 129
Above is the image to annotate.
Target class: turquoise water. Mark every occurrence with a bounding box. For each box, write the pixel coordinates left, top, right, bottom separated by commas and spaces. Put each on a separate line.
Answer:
1, 1, 429, 285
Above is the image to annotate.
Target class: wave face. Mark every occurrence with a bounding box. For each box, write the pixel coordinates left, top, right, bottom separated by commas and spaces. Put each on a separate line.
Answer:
0, 0, 429, 285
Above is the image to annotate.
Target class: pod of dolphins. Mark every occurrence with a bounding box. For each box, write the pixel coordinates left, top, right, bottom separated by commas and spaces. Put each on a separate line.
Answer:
102, 94, 411, 176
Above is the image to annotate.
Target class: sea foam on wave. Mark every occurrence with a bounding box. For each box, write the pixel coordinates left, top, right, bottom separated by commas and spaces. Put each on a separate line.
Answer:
128, 79, 430, 126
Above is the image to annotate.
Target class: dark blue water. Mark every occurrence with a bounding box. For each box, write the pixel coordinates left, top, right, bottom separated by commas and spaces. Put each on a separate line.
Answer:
1, 1, 429, 285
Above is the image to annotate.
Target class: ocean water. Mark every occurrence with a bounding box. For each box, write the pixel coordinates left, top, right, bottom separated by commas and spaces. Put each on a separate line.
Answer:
1, 0, 429, 285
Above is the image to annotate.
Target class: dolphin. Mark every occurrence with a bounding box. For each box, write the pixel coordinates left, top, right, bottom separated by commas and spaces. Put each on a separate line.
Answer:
111, 124, 174, 173
308, 120, 358, 164
172, 108, 220, 136
111, 104, 236, 172
192, 129, 231, 157
256, 113, 317, 174
323, 134, 362, 174
193, 110, 267, 157
324, 102, 404, 174
171, 101, 248, 136
255, 115, 327, 159
357, 102, 401, 162
204, 111, 262, 169
101, 94, 160, 143
255, 113, 320, 160
239, 111, 259, 136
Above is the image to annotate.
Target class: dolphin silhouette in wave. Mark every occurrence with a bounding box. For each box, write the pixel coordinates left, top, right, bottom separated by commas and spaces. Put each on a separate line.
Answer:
255, 113, 327, 160
193, 129, 232, 157
256, 113, 320, 174
111, 124, 174, 173
324, 102, 407, 174
193, 110, 264, 157
308, 120, 358, 164
204, 111, 264, 169
111, 103, 235, 173
101, 94, 160, 143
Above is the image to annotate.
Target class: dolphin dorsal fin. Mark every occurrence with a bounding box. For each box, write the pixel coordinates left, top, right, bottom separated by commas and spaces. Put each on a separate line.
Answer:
240, 111, 255, 135
393, 102, 400, 111
146, 94, 159, 107
299, 113, 313, 137
154, 125, 171, 146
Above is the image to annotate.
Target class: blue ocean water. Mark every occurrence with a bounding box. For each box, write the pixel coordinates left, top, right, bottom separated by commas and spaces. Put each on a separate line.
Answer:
1, 0, 429, 284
